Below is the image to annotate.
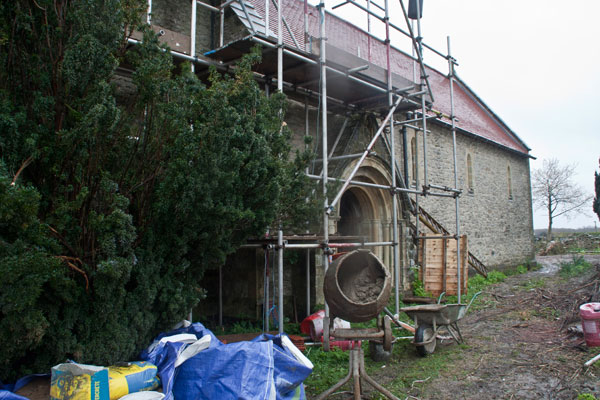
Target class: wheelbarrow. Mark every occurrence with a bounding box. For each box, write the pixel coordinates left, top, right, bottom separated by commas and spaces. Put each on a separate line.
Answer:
400, 292, 481, 356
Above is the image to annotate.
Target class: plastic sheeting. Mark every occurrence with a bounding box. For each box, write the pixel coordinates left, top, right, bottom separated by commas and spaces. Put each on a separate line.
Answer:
0, 374, 49, 400
0, 392, 29, 400
141, 323, 312, 400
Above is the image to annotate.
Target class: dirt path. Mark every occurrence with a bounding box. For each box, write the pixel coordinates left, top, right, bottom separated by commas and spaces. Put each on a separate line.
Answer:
11, 256, 600, 400
413, 255, 600, 400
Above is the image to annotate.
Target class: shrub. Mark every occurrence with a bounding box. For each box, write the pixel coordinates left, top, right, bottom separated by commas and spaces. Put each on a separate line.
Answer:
0, 1, 317, 380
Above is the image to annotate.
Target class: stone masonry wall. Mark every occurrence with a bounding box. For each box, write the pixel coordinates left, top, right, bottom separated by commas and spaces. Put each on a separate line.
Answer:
399, 121, 535, 267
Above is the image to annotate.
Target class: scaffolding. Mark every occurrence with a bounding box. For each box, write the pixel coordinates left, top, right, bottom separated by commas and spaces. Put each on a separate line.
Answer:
135, 0, 487, 335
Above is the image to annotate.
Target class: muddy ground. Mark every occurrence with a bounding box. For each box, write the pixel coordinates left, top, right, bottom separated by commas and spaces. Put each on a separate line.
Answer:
361, 254, 600, 400
12, 255, 600, 400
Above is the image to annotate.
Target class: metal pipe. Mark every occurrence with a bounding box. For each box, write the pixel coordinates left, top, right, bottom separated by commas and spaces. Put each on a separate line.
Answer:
328, 117, 349, 159
327, 95, 403, 214
448, 36, 462, 303
220, 0, 236, 8
319, 0, 331, 329
401, 123, 430, 132
308, 173, 455, 198
369, 0, 386, 12
415, 0, 429, 188
265, 0, 269, 36
396, 0, 433, 101
307, 173, 401, 193
418, 235, 457, 240
304, 96, 311, 318
241, 241, 396, 250
308, 174, 390, 190
394, 114, 437, 126
219, 264, 223, 326
304, 0, 308, 51
278, 229, 284, 333
428, 183, 462, 194
266, 250, 270, 331
306, 249, 310, 316
190, 0, 197, 71
270, 0, 301, 49
196, 0, 219, 12
402, 124, 409, 187
347, 64, 369, 74
238, 0, 257, 34
384, 0, 400, 316
342, 0, 385, 23
367, 0, 371, 61
313, 152, 373, 163
147, 0, 152, 24
250, 37, 424, 109
277, 0, 282, 93
220, 8, 225, 46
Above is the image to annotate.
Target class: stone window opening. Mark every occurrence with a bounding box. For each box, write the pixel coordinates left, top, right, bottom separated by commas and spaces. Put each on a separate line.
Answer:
466, 153, 474, 193
507, 165, 513, 200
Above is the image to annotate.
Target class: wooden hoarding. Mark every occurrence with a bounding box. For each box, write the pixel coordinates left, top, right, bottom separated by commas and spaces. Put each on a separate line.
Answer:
418, 235, 468, 297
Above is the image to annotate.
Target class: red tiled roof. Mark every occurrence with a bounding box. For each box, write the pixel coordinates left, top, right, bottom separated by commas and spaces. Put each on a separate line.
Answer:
247, 0, 530, 155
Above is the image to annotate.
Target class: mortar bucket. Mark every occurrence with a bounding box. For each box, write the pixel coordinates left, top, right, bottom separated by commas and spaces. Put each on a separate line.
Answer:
580, 302, 600, 347
323, 249, 391, 323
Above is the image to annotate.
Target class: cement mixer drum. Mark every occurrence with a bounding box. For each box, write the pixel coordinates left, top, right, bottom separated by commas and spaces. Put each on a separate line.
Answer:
324, 249, 392, 323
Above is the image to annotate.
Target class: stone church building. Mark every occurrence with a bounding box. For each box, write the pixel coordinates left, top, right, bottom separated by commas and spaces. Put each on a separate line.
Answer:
132, 0, 535, 323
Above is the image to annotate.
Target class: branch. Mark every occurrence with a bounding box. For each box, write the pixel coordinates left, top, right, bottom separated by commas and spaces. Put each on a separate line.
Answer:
55, 256, 89, 291
553, 196, 593, 218
48, 225, 80, 259
10, 156, 33, 186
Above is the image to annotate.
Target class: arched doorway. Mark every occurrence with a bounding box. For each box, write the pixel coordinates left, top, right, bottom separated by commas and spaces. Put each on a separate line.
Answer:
338, 188, 372, 237
335, 158, 396, 267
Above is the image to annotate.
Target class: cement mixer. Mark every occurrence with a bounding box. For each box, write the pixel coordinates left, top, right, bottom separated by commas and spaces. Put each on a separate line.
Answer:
324, 249, 392, 323
317, 249, 399, 400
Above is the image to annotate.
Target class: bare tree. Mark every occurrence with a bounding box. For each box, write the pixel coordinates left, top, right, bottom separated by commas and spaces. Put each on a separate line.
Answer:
594, 158, 600, 222
532, 158, 592, 240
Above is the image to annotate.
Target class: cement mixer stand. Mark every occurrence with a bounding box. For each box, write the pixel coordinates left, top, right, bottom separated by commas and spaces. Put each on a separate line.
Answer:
316, 316, 399, 400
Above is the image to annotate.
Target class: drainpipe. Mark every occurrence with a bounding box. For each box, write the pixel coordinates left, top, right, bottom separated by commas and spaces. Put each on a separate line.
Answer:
190, 0, 197, 72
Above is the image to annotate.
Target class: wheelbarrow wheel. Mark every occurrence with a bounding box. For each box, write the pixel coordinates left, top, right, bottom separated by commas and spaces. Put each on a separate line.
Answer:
415, 325, 436, 357
368, 340, 393, 362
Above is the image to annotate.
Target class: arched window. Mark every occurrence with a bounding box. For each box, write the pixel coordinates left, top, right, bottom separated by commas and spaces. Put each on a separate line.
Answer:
466, 153, 473, 192
507, 165, 513, 199
411, 137, 417, 184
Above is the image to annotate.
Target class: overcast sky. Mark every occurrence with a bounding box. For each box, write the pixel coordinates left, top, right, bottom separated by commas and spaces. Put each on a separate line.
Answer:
317, 0, 600, 230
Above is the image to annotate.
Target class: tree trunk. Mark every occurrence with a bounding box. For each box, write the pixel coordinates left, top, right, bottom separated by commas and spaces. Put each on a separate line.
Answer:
547, 217, 553, 241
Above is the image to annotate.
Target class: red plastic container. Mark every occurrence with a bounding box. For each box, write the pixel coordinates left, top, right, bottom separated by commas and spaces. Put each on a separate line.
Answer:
580, 303, 600, 347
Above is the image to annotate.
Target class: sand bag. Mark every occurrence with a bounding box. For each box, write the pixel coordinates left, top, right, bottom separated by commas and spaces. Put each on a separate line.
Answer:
50, 363, 109, 400
117, 392, 164, 400
50, 362, 159, 400
107, 362, 159, 399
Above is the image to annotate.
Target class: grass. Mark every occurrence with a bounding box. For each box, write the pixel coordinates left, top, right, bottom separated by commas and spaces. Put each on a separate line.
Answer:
304, 339, 466, 398
303, 263, 549, 397
521, 278, 546, 290
577, 394, 597, 400
559, 256, 592, 278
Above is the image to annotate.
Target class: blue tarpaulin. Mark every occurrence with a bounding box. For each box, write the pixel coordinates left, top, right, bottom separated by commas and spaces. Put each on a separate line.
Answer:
141, 323, 312, 400
0, 374, 48, 400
